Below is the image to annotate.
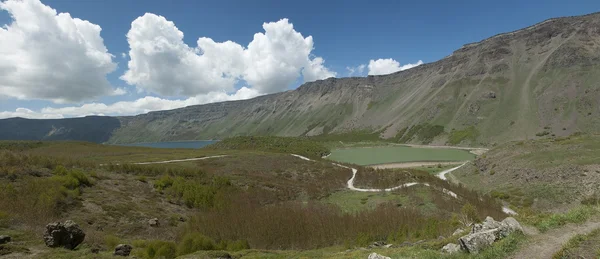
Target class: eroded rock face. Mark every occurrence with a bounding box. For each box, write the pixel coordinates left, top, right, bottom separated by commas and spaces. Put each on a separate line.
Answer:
43, 220, 85, 250
114, 244, 133, 256
367, 253, 391, 259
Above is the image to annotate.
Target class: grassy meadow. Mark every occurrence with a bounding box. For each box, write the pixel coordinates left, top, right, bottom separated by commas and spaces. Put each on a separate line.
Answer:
0, 138, 518, 258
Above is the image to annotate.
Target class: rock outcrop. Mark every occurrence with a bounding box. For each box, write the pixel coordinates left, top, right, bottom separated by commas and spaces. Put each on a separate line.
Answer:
43, 220, 86, 249
442, 216, 523, 254
114, 244, 133, 256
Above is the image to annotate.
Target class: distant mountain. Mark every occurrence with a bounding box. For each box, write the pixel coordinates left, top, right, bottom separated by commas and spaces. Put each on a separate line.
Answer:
0, 116, 120, 143
2, 12, 600, 145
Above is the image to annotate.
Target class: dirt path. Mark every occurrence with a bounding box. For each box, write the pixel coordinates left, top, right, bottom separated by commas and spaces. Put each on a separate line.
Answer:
292, 154, 457, 196
510, 219, 600, 259
99, 155, 227, 166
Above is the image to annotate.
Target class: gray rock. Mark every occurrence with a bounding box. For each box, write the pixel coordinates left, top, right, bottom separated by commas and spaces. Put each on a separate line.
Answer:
499, 217, 523, 238
459, 228, 498, 254
441, 243, 461, 254
472, 216, 502, 233
0, 235, 11, 244
114, 244, 133, 256
485, 91, 497, 99
148, 218, 159, 227
459, 216, 524, 253
43, 220, 85, 249
368, 252, 391, 259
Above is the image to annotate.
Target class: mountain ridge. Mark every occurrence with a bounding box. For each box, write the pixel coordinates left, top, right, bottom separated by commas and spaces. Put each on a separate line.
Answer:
2, 12, 600, 145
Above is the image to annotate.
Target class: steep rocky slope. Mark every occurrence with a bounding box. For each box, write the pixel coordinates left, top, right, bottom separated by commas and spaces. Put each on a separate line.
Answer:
2, 12, 600, 145
107, 12, 600, 145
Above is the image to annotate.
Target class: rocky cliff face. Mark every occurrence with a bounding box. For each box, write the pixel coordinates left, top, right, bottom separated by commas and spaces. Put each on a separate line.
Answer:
2, 13, 600, 145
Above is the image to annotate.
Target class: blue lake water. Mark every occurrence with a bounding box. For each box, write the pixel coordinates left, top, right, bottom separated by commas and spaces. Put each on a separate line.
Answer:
121, 140, 218, 149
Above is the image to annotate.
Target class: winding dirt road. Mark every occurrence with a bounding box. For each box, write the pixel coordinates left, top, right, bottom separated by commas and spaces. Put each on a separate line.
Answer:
117, 153, 515, 214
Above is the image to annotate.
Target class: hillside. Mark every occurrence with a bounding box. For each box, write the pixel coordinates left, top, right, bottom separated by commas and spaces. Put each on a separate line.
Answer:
2, 12, 600, 145
452, 133, 600, 211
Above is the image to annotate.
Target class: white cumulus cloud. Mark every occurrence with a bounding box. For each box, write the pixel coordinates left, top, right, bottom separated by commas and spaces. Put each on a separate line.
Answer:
0, 0, 117, 103
367, 58, 423, 76
346, 64, 366, 76
121, 14, 335, 96
0, 87, 260, 119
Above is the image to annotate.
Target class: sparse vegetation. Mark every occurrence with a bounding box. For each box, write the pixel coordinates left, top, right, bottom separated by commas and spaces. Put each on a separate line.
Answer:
552, 228, 600, 259
396, 123, 445, 144
208, 136, 329, 158
520, 206, 598, 232
448, 126, 479, 145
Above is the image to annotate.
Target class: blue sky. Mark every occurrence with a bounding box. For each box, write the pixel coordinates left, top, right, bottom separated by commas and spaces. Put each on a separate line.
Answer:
1, 0, 599, 118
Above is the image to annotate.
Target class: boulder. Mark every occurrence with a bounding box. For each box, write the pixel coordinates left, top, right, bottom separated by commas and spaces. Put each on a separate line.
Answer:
43, 220, 85, 249
471, 216, 502, 233
459, 229, 498, 254
368, 253, 391, 259
148, 218, 159, 227
441, 243, 461, 254
499, 217, 523, 238
0, 235, 11, 244
459, 216, 524, 253
114, 244, 133, 256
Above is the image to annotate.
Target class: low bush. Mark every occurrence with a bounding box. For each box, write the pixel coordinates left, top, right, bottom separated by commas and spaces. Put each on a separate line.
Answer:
0, 164, 92, 226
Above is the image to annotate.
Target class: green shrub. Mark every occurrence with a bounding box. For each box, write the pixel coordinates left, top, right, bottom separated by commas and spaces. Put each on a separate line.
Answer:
104, 234, 122, 249
154, 175, 174, 191
135, 240, 177, 259
176, 233, 215, 256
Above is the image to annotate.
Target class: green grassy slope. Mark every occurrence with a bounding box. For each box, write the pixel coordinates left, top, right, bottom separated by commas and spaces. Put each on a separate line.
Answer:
452, 133, 600, 212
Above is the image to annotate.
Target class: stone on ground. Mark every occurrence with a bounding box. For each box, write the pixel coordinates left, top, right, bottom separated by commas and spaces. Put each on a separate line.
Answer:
148, 218, 160, 227
441, 243, 461, 254
114, 244, 133, 256
43, 220, 85, 250
368, 253, 391, 259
